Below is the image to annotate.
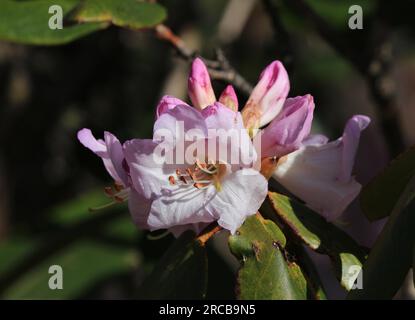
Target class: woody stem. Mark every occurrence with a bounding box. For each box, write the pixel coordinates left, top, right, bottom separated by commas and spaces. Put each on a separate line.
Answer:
196, 223, 223, 246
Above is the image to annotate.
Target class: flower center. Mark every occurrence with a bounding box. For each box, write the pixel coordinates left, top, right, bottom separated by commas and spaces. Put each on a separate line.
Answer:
168, 159, 226, 191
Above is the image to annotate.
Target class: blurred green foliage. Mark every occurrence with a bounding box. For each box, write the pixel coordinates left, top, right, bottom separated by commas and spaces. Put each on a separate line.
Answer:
4, 241, 137, 299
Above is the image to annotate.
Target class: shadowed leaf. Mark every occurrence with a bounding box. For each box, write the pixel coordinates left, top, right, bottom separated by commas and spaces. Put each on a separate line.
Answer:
137, 231, 207, 299
348, 181, 415, 299
360, 146, 415, 221
294, 245, 327, 300
266, 192, 367, 291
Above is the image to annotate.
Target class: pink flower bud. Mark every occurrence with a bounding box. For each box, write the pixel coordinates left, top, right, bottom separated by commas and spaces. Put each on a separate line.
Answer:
218, 85, 238, 112
188, 58, 216, 109
260, 95, 315, 158
242, 60, 290, 133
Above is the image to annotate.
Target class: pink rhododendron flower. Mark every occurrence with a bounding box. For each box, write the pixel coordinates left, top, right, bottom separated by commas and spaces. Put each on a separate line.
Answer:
124, 102, 267, 235
78, 58, 268, 236
272, 115, 370, 220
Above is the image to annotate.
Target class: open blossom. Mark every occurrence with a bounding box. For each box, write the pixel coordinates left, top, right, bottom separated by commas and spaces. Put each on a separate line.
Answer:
125, 103, 267, 234
78, 58, 268, 236
272, 115, 370, 221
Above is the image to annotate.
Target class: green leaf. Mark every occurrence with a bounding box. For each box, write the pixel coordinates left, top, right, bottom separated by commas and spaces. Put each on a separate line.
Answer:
229, 214, 308, 300
360, 146, 415, 221
0, 237, 40, 276
3, 241, 137, 299
0, 0, 107, 45
268, 193, 321, 250
137, 231, 207, 299
266, 192, 367, 291
71, 0, 166, 29
348, 181, 415, 299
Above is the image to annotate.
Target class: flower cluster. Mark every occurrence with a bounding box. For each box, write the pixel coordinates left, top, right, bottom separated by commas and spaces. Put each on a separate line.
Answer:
78, 58, 370, 236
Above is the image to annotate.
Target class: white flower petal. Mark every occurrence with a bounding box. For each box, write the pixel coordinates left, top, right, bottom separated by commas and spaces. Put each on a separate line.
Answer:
206, 169, 268, 234
128, 189, 152, 229
147, 185, 216, 230
273, 142, 361, 220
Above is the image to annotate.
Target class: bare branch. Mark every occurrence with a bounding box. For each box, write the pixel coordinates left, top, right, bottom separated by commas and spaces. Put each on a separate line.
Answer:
155, 24, 253, 96
196, 223, 222, 246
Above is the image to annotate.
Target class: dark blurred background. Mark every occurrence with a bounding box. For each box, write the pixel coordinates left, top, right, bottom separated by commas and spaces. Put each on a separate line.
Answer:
0, 0, 414, 299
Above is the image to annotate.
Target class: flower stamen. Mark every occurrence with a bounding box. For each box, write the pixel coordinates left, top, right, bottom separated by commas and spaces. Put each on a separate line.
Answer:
102, 183, 129, 203
168, 161, 226, 191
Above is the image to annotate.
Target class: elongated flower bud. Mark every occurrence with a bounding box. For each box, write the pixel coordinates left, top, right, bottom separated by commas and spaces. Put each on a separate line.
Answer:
242, 60, 289, 135
188, 58, 216, 109
260, 95, 314, 158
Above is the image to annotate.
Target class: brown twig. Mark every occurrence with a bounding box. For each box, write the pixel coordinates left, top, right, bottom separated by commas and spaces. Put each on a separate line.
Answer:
155, 24, 195, 61
155, 24, 254, 96
196, 223, 223, 246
